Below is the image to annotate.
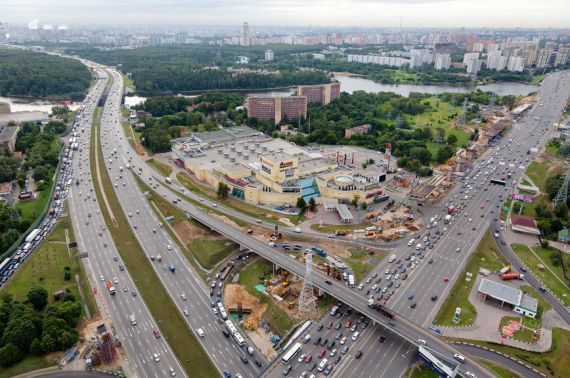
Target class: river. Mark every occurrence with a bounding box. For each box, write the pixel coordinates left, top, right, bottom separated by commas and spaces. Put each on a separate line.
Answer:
0, 96, 80, 113
3, 75, 539, 111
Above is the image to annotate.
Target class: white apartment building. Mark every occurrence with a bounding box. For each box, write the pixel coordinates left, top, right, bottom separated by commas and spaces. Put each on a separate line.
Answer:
466, 59, 482, 75
486, 51, 507, 70
434, 53, 451, 70
507, 56, 525, 72
463, 52, 480, 64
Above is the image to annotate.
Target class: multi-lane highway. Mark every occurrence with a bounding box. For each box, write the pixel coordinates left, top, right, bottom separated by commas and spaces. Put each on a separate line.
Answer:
68, 68, 185, 378
97, 68, 266, 378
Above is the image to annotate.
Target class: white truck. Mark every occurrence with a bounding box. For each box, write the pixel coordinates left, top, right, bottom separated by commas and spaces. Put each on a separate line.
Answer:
348, 274, 355, 288
165, 177, 172, 184
444, 214, 452, 224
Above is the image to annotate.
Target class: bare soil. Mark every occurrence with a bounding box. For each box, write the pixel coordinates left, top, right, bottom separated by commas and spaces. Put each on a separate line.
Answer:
172, 220, 224, 245
224, 284, 267, 328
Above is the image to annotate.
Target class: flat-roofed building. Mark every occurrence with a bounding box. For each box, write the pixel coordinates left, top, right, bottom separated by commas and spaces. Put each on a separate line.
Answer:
247, 96, 307, 125
0, 125, 20, 152
344, 124, 372, 138
298, 83, 341, 105
478, 278, 538, 318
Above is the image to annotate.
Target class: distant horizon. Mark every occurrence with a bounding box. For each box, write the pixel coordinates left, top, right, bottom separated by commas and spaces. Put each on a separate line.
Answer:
2, 0, 570, 29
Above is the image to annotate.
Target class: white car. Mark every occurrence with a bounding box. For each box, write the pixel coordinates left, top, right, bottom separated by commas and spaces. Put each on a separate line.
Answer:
113, 277, 118, 284
298, 353, 306, 363
153, 353, 160, 362
181, 293, 187, 300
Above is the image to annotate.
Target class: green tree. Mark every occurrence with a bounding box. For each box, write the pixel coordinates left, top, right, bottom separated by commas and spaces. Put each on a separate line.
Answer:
436, 145, 455, 164
446, 134, 458, 145
0, 343, 24, 368
27, 286, 48, 311
351, 194, 360, 208
361, 202, 368, 211
30, 338, 43, 355
308, 197, 317, 212
554, 203, 568, 219
409, 147, 432, 165
63, 266, 72, 281
296, 197, 307, 214
216, 182, 230, 199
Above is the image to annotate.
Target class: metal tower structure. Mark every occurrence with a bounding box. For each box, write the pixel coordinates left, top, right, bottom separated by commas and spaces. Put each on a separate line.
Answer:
298, 253, 316, 315
395, 114, 403, 129
488, 93, 496, 109
553, 169, 570, 207
458, 98, 468, 127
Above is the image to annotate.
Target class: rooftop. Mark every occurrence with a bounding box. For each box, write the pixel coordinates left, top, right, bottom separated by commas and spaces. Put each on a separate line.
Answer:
0, 126, 20, 142
510, 214, 538, 229
478, 278, 522, 306
335, 204, 353, 221
520, 294, 539, 313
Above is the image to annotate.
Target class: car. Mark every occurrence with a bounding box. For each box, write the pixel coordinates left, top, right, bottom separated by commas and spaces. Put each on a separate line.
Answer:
334, 355, 341, 364
327, 321, 333, 329
379, 335, 386, 343
453, 353, 465, 363
324, 280, 332, 285
100, 275, 104, 281
304, 354, 312, 363
181, 293, 187, 300
132, 291, 137, 297
318, 348, 326, 358
355, 350, 363, 359
410, 302, 417, 309
340, 336, 347, 345
455, 248, 460, 253
153, 330, 161, 338
335, 323, 342, 330
418, 339, 427, 345
317, 324, 323, 331
431, 295, 438, 301
223, 370, 232, 378
330, 349, 337, 357
345, 320, 352, 328
254, 359, 263, 367
153, 353, 160, 362
169, 367, 176, 377
335, 332, 342, 340
298, 353, 306, 363
307, 362, 316, 371
240, 355, 248, 364
282, 366, 292, 376
465, 372, 476, 378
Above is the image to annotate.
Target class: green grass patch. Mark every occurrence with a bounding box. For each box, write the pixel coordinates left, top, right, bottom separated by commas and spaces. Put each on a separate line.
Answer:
147, 158, 173, 178
189, 239, 235, 270
310, 223, 356, 234
90, 106, 218, 377
0, 355, 57, 378
511, 244, 570, 306
405, 362, 439, 378
447, 328, 570, 377
525, 160, 563, 193
238, 257, 296, 335
346, 247, 387, 283
434, 231, 509, 326
1, 215, 97, 317
479, 359, 522, 378
499, 316, 541, 343
16, 180, 52, 222
176, 172, 301, 226
530, 75, 545, 84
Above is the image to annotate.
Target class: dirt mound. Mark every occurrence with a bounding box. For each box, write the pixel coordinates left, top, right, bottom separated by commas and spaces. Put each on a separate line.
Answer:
173, 220, 222, 244
224, 284, 267, 328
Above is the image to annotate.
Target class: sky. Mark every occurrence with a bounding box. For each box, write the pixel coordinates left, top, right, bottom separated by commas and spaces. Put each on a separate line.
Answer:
2, 0, 569, 29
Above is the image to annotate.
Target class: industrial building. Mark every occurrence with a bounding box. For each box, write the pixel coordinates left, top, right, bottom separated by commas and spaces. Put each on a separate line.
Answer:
247, 96, 307, 125
298, 83, 341, 105
171, 126, 391, 209
478, 278, 538, 318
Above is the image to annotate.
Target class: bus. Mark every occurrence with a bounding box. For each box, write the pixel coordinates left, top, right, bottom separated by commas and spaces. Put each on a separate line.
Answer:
225, 319, 238, 334
233, 332, 245, 346
282, 342, 302, 365
0, 258, 11, 275
490, 179, 506, 186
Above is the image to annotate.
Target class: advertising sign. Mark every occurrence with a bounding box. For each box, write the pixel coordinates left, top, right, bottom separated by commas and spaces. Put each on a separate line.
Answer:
262, 165, 271, 174
279, 161, 294, 170
511, 193, 534, 203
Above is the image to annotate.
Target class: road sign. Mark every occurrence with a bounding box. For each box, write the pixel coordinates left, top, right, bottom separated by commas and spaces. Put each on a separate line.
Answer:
78, 252, 89, 258
68, 242, 78, 248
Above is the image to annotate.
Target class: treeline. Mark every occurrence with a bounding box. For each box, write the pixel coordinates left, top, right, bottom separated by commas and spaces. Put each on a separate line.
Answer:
0, 49, 91, 100
67, 46, 330, 95
134, 93, 247, 152
0, 290, 81, 368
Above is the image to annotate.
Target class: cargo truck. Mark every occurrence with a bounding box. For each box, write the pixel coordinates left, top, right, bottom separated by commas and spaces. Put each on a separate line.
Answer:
447, 206, 455, 215
501, 273, 524, 280
107, 280, 116, 295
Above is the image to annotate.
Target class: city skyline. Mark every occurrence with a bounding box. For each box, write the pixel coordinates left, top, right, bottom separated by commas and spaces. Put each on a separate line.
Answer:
2, 0, 570, 29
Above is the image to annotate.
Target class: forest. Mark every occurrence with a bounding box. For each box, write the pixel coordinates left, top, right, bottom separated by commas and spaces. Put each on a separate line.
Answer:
67, 46, 330, 95
0, 49, 91, 100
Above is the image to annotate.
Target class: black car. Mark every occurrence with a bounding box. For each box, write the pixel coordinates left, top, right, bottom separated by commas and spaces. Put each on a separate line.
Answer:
410, 302, 417, 309
379, 335, 386, 343
325, 280, 332, 285
222, 329, 230, 338
334, 355, 341, 364
428, 259, 433, 264
307, 362, 316, 371
431, 295, 438, 301
283, 365, 292, 376
254, 359, 263, 367
355, 350, 363, 359
317, 324, 323, 331
240, 355, 249, 364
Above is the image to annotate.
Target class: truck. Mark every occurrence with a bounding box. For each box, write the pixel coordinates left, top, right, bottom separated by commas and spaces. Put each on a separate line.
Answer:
165, 177, 172, 184
502, 273, 524, 280
447, 206, 455, 215
499, 265, 511, 275
335, 230, 347, 236
293, 227, 302, 233
367, 299, 396, 319
444, 214, 452, 224
107, 280, 116, 295
25, 229, 41, 243
311, 247, 327, 257
348, 274, 355, 288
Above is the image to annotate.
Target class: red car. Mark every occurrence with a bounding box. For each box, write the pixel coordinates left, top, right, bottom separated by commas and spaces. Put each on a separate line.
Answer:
153, 330, 161, 338
318, 348, 326, 358
444, 276, 449, 283
327, 321, 333, 329
345, 320, 352, 328
305, 354, 313, 363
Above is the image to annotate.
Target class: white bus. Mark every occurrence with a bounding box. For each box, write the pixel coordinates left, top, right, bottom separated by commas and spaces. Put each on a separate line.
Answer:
233, 332, 245, 346
282, 342, 302, 365
225, 319, 237, 334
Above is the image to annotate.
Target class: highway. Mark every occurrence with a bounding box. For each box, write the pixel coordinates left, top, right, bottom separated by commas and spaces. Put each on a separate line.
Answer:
68, 68, 185, 378
97, 68, 266, 378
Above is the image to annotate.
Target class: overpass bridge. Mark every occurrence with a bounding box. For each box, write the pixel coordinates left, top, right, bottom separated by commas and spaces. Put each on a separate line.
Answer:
186, 207, 493, 378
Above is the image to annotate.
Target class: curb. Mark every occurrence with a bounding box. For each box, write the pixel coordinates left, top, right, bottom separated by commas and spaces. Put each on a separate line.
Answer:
451, 341, 547, 377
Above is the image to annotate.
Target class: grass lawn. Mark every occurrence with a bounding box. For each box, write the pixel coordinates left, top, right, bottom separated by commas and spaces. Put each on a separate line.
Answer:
0, 355, 58, 378
434, 231, 509, 326
16, 181, 52, 222
525, 160, 562, 193
499, 316, 541, 343
530, 75, 545, 84
90, 106, 218, 377
1, 215, 97, 317
447, 328, 570, 377
147, 158, 173, 178
545, 141, 560, 156
510, 244, 570, 306
405, 363, 438, 378
310, 223, 356, 234
238, 258, 295, 335
479, 359, 522, 378
190, 239, 235, 270
346, 247, 386, 282
501, 198, 513, 221
176, 172, 302, 226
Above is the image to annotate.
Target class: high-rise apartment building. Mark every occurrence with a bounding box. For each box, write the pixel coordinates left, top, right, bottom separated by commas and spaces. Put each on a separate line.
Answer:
242, 22, 250, 47
434, 53, 451, 70
536, 48, 552, 68
463, 52, 480, 64
466, 59, 482, 75
265, 49, 274, 61
409, 50, 423, 68
555, 47, 570, 66
298, 83, 341, 105
507, 56, 525, 72
247, 96, 307, 125
486, 51, 507, 70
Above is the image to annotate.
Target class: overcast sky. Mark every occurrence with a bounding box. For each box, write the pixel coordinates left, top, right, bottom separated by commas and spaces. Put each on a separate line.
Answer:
3, 0, 569, 29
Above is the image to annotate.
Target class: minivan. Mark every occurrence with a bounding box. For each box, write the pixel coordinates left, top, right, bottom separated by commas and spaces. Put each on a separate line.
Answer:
317, 359, 328, 372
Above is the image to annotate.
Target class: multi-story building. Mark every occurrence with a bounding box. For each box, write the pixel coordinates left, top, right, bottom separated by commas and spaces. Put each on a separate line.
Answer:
247, 96, 307, 125
264, 49, 274, 61
507, 56, 525, 72
486, 51, 507, 70
536, 48, 552, 68
298, 83, 341, 105
409, 50, 423, 68
347, 54, 409, 68
555, 47, 570, 66
242, 22, 250, 47
466, 59, 482, 75
463, 52, 480, 64
434, 53, 451, 70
